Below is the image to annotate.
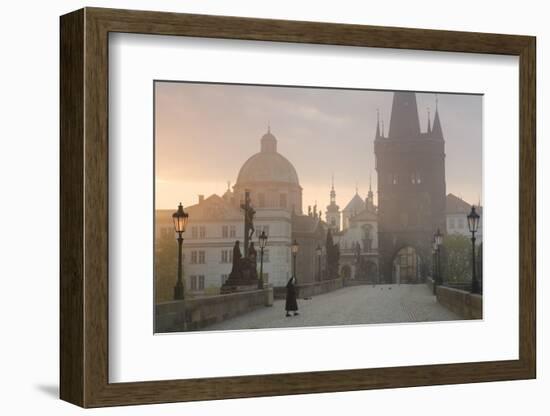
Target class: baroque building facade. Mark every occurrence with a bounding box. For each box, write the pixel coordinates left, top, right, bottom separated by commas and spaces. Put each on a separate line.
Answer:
331, 181, 379, 283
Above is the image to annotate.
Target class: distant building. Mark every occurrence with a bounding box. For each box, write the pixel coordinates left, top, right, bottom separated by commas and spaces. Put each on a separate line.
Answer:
375, 92, 447, 284
446, 193, 483, 243
330, 179, 380, 282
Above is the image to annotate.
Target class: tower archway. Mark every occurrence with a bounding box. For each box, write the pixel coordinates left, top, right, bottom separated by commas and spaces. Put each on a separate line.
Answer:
392, 246, 421, 284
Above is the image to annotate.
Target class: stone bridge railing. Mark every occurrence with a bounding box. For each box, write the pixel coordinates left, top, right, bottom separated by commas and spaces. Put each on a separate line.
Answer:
273, 277, 343, 300
434, 284, 482, 320
155, 287, 274, 332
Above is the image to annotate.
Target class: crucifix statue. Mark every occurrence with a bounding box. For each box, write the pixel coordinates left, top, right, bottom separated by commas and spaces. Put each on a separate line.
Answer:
241, 190, 256, 255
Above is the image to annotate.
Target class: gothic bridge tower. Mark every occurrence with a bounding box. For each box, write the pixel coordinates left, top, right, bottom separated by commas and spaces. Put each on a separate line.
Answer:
374, 92, 446, 283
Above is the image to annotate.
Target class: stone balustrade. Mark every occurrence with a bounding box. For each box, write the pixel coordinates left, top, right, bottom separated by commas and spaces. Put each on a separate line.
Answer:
435, 285, 482, 319
155, 287, 274, 332
273, 277, 343, 299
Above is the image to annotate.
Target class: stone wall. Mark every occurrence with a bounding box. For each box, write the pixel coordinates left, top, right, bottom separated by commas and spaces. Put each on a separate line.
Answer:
273, 277, 343, 299
155, 288, 274, 332
436, 285, 482, 319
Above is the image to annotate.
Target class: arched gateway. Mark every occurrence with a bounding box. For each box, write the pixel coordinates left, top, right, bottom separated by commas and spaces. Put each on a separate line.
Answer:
392, 246, 421, 284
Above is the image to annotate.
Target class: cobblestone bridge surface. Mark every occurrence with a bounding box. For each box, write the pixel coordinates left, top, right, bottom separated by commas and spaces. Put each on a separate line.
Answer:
206, 284, 460, 331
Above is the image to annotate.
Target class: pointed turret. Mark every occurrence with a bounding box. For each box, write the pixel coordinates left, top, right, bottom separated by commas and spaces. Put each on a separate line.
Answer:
388, 92, 421, 139
375, 108, 381, 139
431, 97, 444, 140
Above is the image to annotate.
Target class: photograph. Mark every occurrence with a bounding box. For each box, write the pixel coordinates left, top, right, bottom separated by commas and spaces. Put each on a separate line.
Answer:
154, 81, 483, 333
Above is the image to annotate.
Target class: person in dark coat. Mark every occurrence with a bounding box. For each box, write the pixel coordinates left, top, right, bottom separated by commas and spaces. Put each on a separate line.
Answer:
285, 276, 299, 316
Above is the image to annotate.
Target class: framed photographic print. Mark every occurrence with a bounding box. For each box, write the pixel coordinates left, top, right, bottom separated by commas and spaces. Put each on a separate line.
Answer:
60, 7, 536, 408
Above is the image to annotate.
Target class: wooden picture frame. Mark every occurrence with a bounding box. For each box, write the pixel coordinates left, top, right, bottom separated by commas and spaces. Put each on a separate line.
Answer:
60, 7, 536, 408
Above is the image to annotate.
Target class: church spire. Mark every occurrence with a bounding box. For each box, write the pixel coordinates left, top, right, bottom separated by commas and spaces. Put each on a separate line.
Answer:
388, 91, 421, 139
330, 174, 336, 204
427, 107, 432, 134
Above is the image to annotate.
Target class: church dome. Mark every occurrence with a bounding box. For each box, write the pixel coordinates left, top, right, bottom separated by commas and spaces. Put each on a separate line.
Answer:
236, 128, 300, 186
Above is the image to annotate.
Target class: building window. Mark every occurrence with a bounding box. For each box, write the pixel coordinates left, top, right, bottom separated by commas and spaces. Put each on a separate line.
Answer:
263, 249, 270, 263
258, 193, 265, 208
229, 225, 236, 238
198, 275, 205, 290
411, 171, 421, 185
449, 218, 455, 229
280, 193, 287, 208
199, 226, 206, 239
191, 226, 198, 239
191, 251, 197, 264
222, 225, 228, 238
221, 250, 230, 263
198, 251, 206, 264
458, 218, 465, 229
221, 274, 229, 285
190, 275, 197, 291
390, 173, 398, 185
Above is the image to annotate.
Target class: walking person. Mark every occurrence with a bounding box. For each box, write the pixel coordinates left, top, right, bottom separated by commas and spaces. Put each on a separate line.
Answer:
285, 276, 299, 317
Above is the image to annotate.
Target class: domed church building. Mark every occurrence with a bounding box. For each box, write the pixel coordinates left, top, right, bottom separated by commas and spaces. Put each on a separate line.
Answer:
155, 127, 328, 301
233, 127, 303, 214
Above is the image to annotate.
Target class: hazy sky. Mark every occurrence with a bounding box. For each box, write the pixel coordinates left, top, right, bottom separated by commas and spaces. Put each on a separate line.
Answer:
155, 81, 482, 211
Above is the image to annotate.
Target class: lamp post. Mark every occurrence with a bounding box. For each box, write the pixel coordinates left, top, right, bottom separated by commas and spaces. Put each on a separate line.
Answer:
432, 240, 437, 295
172, 202, 189, 300
291, 239, 299, 283
467, 205, 481, 294
258, 230, 268, 289
316, 244, 322, 282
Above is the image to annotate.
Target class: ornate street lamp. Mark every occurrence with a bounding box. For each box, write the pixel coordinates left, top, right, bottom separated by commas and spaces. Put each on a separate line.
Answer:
172, 202, 189, 300
432, 240, 437, 295
291, 239, 299, 283
258, 230, 268, 289
467, 205, 481, 294
316, 244, 322, 282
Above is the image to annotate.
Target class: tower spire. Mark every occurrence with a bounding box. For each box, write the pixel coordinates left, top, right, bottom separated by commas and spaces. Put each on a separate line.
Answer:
427, 107, 432, 134
375, 108, 381, 139
388, 91, 421, 139
432, 95, 444, 140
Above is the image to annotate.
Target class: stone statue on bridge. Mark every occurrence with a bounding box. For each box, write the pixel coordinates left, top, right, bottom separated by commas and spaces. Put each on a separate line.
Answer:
221, 190, 259, 293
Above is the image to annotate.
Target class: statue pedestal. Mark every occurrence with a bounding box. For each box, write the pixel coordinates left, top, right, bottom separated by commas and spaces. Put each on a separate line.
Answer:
221, 258, 259, 293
